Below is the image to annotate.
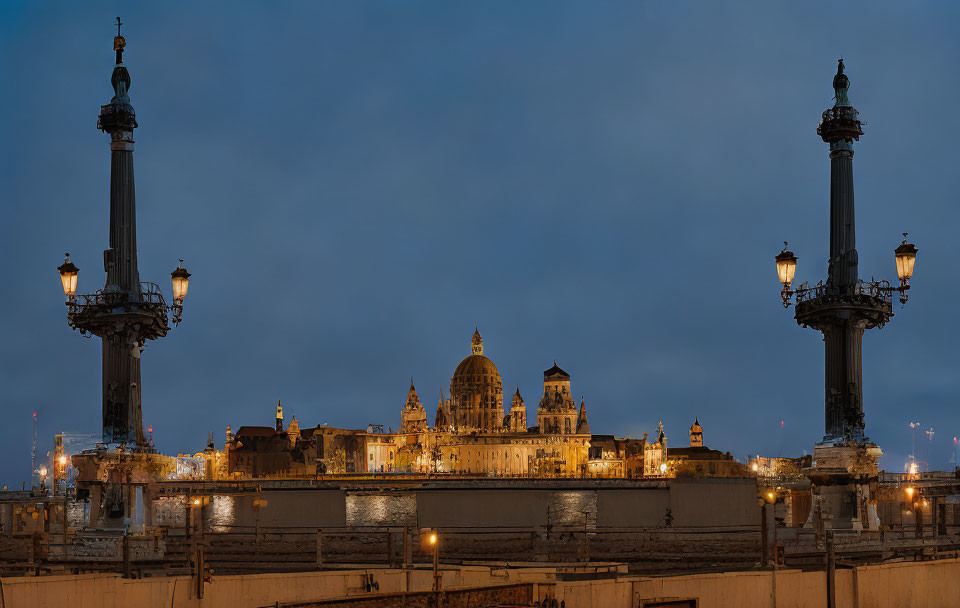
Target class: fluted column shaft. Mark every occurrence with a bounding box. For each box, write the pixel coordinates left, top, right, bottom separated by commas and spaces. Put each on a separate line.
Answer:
827, 142, 858, 293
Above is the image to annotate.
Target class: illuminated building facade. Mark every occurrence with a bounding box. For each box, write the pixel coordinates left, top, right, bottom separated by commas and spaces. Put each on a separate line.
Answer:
221, 330, 693, 479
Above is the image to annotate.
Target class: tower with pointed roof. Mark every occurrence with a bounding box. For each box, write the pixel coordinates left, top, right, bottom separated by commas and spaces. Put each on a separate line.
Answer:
400, 381, 428, 434
537, 362, 579, 434
508, 387, 527, 432
287, 415, 300, 447
689, 418, 703, 447
275, 400, 283, 432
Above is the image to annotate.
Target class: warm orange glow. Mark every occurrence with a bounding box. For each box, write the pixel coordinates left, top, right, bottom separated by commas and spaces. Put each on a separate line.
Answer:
775, 246, 798, 285
38, 466, 47, 477
58, 254, 79, 297
895, 237, 917, 281
58, 455, 68, 466
171, 261, 191, 301
751, 462, 759, 472
428, 532, 437, 545
193, 498, 201, 506
766, 491, 776, 504
904, 486, 915, 500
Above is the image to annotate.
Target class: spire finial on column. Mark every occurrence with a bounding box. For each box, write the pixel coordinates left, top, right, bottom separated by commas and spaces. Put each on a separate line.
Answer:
113, 17, 126, 65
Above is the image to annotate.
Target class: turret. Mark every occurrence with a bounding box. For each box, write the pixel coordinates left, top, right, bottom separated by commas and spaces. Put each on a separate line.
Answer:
537, 362, 578, 434
287, 415, 300, 447
275, 399, 283, 432
508, 387, 527, 432
689, 418, 703, 447
400, 380, 428, 434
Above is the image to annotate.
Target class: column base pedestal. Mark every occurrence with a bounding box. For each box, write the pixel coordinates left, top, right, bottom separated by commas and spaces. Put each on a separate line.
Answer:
803, 440, 882, 531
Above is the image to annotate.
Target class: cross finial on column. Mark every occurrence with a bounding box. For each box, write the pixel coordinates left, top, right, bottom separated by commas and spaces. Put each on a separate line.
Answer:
113, 17, 127, 64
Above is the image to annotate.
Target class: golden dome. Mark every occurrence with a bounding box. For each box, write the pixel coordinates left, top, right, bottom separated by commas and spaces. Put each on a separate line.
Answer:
452, 328, 501, 387
449, 329, 504, 432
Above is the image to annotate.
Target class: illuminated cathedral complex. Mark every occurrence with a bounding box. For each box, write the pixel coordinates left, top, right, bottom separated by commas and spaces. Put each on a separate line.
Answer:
218, 330, 744, 480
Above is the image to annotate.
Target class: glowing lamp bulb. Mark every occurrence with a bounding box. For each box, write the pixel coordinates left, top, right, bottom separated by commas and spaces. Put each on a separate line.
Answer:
171, 260, 191, 301
38, 466, 48, 477
894, 235, 918, 281
57, 254, 79, 297
429, 533, 437, 545
775, 244, 798, 286
905, 487, 915, 500
58, 456, 68, 466
659, 462, 668, 474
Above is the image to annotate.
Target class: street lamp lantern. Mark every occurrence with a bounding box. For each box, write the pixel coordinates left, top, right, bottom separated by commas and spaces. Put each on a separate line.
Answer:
170, 260, 191, 325
775, 243, 798, 286
894, 234, 917, 283
171, 260, 191, 301
57, 253, 79, 298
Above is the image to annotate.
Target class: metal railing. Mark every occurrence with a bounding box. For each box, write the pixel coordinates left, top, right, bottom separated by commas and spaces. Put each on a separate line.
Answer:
73, 281, 168, 309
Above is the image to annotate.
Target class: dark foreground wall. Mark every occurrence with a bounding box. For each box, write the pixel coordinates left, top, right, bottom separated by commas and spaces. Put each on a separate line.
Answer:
163, 478, 758, 532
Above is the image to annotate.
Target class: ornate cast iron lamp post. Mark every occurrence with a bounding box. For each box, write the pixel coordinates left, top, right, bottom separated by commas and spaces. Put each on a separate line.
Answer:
774, 60, 917, 530
57, 21, 191, 447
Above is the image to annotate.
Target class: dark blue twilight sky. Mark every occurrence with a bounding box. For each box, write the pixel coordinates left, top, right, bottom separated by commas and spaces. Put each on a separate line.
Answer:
1, 2, 959, 485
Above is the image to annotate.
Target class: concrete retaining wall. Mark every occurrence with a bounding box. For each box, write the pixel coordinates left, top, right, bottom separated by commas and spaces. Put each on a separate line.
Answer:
4, 559, 960, 608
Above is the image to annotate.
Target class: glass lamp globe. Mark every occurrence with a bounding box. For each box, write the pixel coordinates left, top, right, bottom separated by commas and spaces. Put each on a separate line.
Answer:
171, 260, 191, 301
57, 253, 79, 297
894, 235, 917, 282
775, 244, 798, 285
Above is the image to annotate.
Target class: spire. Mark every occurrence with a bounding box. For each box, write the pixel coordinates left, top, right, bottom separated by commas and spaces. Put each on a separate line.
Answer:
576, 396, 590, 434
275, 399, 283, 432
471, 327, 483, 355
405, 381, 423, 411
